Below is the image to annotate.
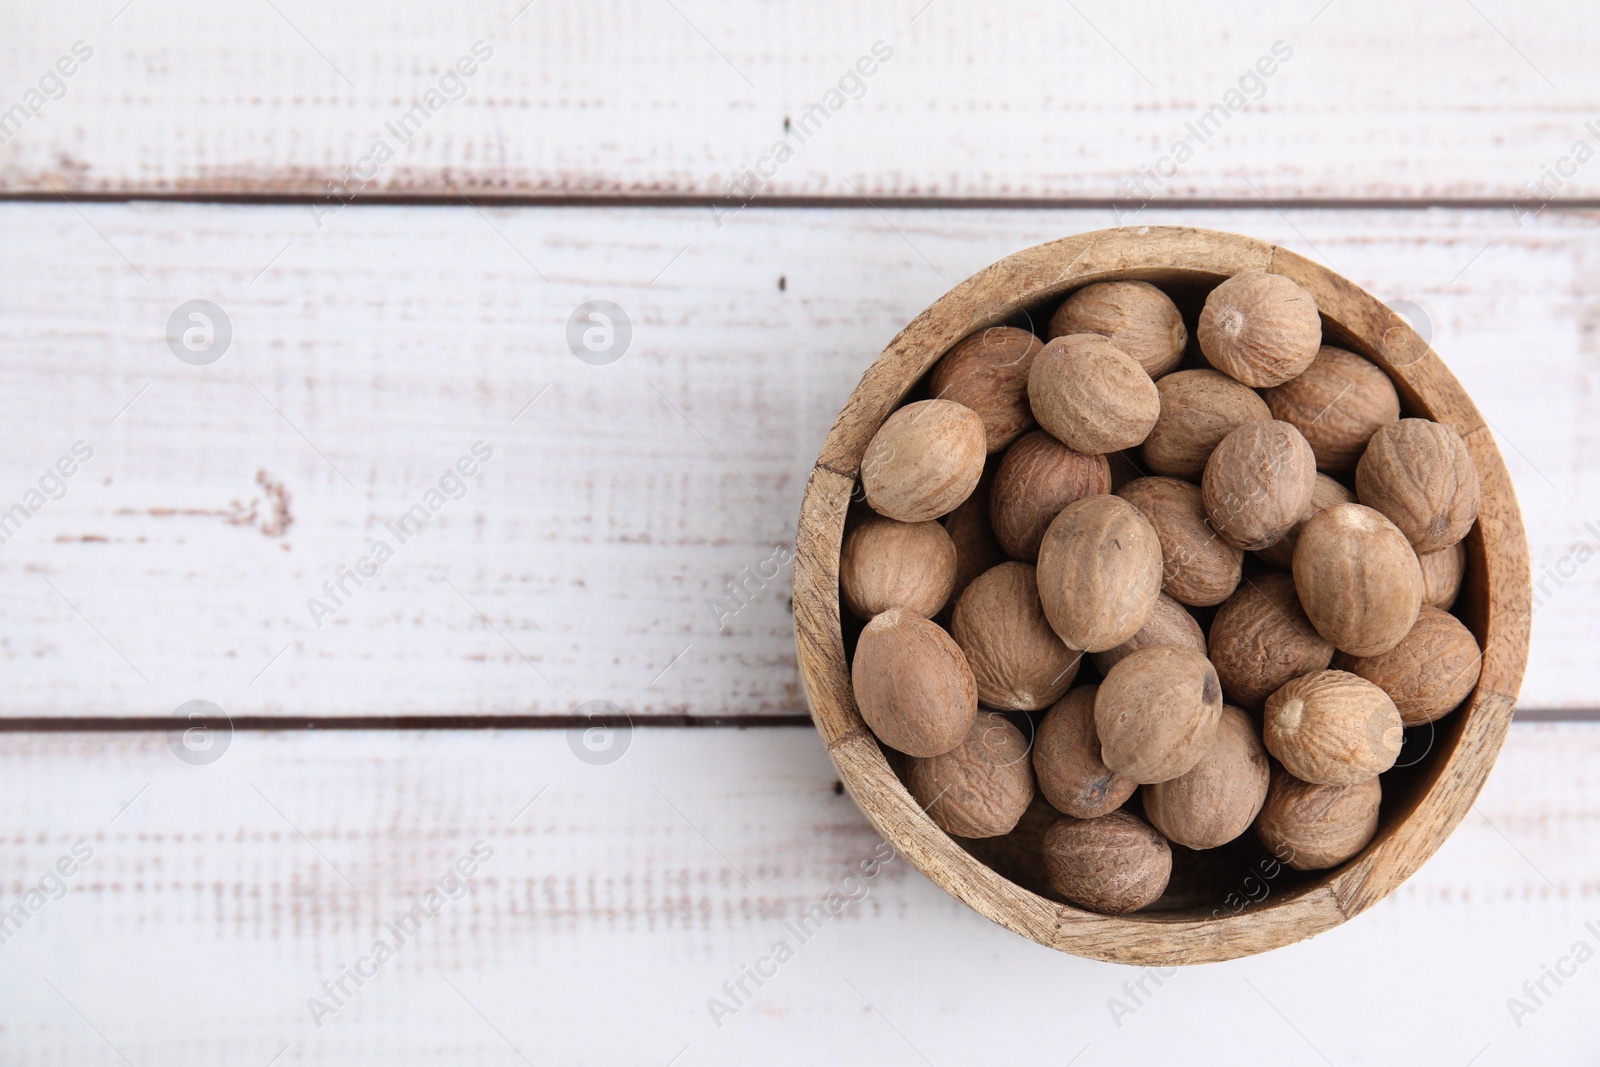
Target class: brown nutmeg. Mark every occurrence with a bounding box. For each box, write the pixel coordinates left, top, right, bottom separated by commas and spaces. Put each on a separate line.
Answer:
1094, 645, 1223, 784
1036, 495, 1163, 653
1142, 368, 1273, 480
1197, 270, 1322, 388
1255, 767, 1381, 871
940, 465, 1006, 615
1418, 541, 1467, 611
929, 327, 1043, 453
1293, 503, 1423, 656
1091, 593, 1206, 677
851, 608, 977, 757
1334, 606, 1482, 726
951, 562, 1081, 711
1264, 670, 1403, 786
989, 431, 1112, 561
1202, 419, 1318, 551
861, 399, 986, 523
1033, 685, 1137, 819
839, 518, 957, 620
907, 711, 1035, 838
1355, 418, 1481, 553
1144, 706, 1269, 850
1027, 334, 1160, 454
1263, 346, 1400, 474
1047, 280, 1187, 379
1118, 476, 1242, 607
1207, 572, 1334, 709
1042, 810, 1171, 915
1254, 473, 1355, 571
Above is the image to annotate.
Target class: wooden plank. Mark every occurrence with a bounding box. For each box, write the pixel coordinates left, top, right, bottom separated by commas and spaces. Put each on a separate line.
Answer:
3, 1, 1600, 200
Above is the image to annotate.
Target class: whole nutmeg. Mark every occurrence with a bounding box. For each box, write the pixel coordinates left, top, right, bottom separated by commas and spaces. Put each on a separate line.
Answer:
1255, 767, 1381, 871
1293, 503, 1423, 656
929, 326, 1043, 453
1042, 810, 1171, 915
1202, 419, 1317, 551
1095, 645, 1223, 784
1197, 270, 1322, 388
861, 399, 986, 523
1254, 473, 1355, 570
839, 518, 957, 619
907, 711, 1035, 838
1142, 368, 1273, 480
1036, 495, 1163, 653
1334, 606, 1482, 726
1046, 280, 1187, 379
1118, 476, 1242, 607
1263, 670, 1403, 786
851, 608, 977, 757
1091, 593, 1206, 676
1144, 706, 1269, 850
1263, 346, 1400, 474
1418, 541, 1466, 610
951, 562, 1081, 711
1355, 418, 1482, 553
1027, 334, 1161, 454
989, 431, 1112, 560
1208, 572, 1333, 709
1033, 686, 1137, 819
941, 466, 1006, 615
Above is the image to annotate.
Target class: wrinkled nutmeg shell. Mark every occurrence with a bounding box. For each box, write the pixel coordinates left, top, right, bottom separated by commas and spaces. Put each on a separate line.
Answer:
989, 431, 1112, 561
951, 562, 1081, 712
1142, 368, 1273, 480
941, 466, 1007, 612
1263, 346, 1400, 474
1207, 571, 1334, 709
1197, 270, 1322, 388
1027, 334, 1161, 455
839, 518, 958, 620
1255, 767, 1381, 871
1355, 418, 1481, 554
1095, 645, 1224, 784
1091, 593, 1206, 677
1144, 706, 1269, 850
1201, 419, 1318, 551
929, 326, 1043, 454
1254, 472, 1355, 571
1047, 280, 1188, 379
1036, 495, 1163, 653
851, 608, 977, 757
1263, 669, 1403, 786
1042, 810, 1172, 915
1418, 541, 1467, 611
907, 711, 1036, 838
1334, 606, 1482, 726
1033, 685, 1137, 819
1118, 476, 1243, 607
861, 399, 987, 523
1293, 502, 1423, 657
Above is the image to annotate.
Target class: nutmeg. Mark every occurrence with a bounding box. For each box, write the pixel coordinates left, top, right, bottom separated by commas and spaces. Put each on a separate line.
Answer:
989, 431, 1112, 560
1355, 418, 1481, 553
1036, 495, 1163, 653
941, 465, 1006, 613
1033, 685, 1137, 819
1090, 593, 1206, 677
1263, 670, 1403, 786
851, 608, 977, 757
1144, 706, 1269, 850
1207, 572, 1333, 709
1118, 476, 1242, 607
951, 562, 1081, 711
1027, 334, 1160, 455
1418, 541, 1467, 611
929, 327, 1043, 453
839, 518, 958, 619
1094, 645, 1223, 784
1293, 503, 1423, 656
861, 399, 987, 523
1197, 270, 1322, 388
1263, 346, 1400, 474
1255, 767, 1381, 871
1201, 419, 1317, 551
1254, 472, 1355, 571
1141, 368, 1273, 480
1047, 280, 1187, 379
1042, 810, 1171, 915
1334, 606, 1482, 726
907, 711, 1036, 838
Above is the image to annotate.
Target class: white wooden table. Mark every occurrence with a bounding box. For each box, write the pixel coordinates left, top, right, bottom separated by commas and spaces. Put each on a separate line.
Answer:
2, 2, 1598, 1062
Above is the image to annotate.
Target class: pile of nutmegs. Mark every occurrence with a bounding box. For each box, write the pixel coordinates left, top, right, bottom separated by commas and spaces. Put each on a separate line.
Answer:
844, 271, 1484, 916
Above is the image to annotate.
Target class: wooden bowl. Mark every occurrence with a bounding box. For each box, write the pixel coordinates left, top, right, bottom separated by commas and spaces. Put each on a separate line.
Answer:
793, 226, 1530, 965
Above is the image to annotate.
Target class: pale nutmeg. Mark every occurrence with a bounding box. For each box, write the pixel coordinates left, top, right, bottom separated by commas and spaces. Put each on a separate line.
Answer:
1207, 571, 1333, 709
1263, 669, 1403, 786
1334, 606, 1482, 726
951, 562, 1082, 712
1041, 810, 1171, 915
861, 399, 986, 523
989, 431, 1112, 561
1255, 767, 1381, 871
1293, 502, 1424, 657
1036, 495, 1164, 653
1032, 685, 1137, 819
928, 326, 1043, 454
1197, 270, 1323, 388
839, 518, 957, 620
1141, 368, 1273, 480
1201, 419, 1318, 551
941, 468, 1007, 611
1027, 334, 1161, 455
1418, 541, 1467, 611
1263, 346, 1400, 474
1046, 280, 1188, 379
1118, 476, 1243, 607
1355, 418, 1482, 553
851, 608, 977, 757
1090, 593, 1206, 676
1094, 645, 1224, 784
1254, 473, 1355, 571
906, 711, 1036, 838
1144, 706, 1270, 850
